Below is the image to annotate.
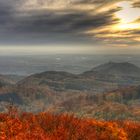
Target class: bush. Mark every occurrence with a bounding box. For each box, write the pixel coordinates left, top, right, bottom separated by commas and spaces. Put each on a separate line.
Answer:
0, 110, 139, 140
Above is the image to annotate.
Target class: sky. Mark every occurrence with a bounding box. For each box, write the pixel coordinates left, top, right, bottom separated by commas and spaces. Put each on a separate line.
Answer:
0, 0, 140, 54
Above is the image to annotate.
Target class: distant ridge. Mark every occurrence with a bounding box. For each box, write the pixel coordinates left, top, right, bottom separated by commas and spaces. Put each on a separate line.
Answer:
83, 62, 140, 76
32, 71, 77, 80
0, 62, 140, 114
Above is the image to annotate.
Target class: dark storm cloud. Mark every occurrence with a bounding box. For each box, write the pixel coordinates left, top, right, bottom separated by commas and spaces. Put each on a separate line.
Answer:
0, 0, 138, 46
0, 2, 13, 24
12, 9, 119, 35
73, 0, 122, 4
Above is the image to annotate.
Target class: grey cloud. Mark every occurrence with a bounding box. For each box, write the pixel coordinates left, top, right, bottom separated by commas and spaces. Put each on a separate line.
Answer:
73, 0, 121, 4
0, 0, 136, 46
133, 1, 140, 7
0, 3, 119, 45
12, 9, 119, 34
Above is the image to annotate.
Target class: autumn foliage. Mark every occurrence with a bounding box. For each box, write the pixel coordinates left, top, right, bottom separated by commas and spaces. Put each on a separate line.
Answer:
0, 109, 140, 140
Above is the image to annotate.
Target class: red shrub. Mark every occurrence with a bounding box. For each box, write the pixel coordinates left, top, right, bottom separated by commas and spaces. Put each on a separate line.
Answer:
0, 111, 139, 140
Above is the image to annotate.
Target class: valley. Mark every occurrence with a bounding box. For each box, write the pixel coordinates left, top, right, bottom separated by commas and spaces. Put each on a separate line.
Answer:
0, 62, 140, 120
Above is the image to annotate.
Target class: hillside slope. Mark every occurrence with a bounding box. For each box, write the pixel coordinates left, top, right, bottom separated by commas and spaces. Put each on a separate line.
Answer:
49, 85, 140, 120
92, 62, 140, 76
0, 62, 140, 115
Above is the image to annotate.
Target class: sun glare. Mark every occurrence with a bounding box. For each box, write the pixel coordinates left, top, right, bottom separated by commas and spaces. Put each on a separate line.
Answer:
116, 1, 140, 30
117, 23, 140, 30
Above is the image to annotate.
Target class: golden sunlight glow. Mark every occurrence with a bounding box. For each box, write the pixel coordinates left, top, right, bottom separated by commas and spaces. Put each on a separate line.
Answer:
117, 23, 140, 30
116, 1, 140, 30
85, 1, 140, 41
0, 45, 98, 55
17, 0, 140, 47
134, 37, 140, 41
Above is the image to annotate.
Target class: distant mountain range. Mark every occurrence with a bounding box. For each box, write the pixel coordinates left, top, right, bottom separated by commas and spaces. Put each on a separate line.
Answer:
0, 62, 140, 120
92, 62, 140, 76
17, 62, 140, 91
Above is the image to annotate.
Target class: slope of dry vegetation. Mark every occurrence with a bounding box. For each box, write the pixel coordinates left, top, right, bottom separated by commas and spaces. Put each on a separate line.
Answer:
48, 86, 140, 120
0, 109, 140, 140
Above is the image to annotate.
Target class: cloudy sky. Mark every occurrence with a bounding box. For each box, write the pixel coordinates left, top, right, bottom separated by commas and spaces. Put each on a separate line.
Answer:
0, 0, 140, 54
